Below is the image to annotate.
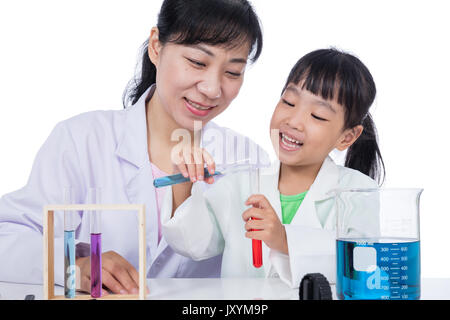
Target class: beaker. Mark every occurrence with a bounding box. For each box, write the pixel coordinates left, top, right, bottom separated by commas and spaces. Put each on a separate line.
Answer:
333, 188, 423, 300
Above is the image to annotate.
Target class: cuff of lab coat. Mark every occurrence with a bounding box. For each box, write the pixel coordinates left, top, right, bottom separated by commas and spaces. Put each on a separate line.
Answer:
274, 225, 336, 288
161, 182, 214, 260
268, 249, 294, 287
160, 182, 206, 225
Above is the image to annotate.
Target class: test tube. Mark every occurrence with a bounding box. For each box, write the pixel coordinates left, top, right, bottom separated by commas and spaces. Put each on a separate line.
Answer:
249, 168, 263, 268
89, 188, 102, 298
64, 187, 76, 298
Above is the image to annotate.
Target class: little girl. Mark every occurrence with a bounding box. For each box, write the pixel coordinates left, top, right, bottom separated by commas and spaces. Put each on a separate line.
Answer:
161, 48, 385, 288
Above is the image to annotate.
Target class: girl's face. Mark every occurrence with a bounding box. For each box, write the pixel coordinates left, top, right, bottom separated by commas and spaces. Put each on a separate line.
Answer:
270, 82, 363, 167
148, 28, 249, 131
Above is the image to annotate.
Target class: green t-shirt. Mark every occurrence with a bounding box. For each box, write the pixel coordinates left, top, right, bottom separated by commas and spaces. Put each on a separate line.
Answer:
280, 191, 308, 224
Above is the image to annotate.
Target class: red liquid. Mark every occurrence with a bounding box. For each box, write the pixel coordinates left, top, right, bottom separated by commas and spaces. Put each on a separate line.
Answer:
90, 233, 102, 298
252, 239, 263, 268
251, 218, 263, 268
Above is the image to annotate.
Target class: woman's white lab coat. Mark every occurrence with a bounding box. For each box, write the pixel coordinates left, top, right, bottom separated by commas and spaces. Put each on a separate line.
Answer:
0, 85, 269, 285
161, 156, 378, 288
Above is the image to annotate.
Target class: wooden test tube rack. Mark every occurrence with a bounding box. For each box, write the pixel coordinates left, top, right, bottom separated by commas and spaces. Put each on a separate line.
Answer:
43, 204, 146, 300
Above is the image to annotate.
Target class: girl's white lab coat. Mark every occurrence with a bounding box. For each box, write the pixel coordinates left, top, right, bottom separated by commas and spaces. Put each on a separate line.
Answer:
161, 157, 378, 288
0, 85, 269, 285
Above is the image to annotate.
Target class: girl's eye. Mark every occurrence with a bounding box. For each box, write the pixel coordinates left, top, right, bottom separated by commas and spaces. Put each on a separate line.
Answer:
187, 58, 206, 67
312, 114, 327, 121
282, 99, 295, 107
226, 71, 242, 78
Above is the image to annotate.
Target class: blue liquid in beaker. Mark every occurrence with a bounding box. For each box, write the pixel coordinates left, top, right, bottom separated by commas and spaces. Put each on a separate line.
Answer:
64, 230, 76, 298
336, 238, 420, 300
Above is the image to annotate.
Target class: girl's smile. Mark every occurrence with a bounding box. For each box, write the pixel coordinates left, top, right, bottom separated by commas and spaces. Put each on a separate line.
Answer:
279, 130, 304, 152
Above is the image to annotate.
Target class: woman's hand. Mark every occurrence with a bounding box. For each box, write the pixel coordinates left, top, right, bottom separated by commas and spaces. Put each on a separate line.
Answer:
75, 251, 149, 296
173, 146, 216, 184
171, 146, 216, 217
242, 194, 289, 255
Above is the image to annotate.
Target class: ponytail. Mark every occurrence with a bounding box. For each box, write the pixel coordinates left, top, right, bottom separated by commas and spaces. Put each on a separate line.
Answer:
123, 40, 156, 107
345, 113, 385, 185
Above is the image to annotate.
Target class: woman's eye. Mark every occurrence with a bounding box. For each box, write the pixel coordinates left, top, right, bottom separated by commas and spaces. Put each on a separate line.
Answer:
187, 58, 206, 67
312, 114, 327, 121
282, 99, 295, 107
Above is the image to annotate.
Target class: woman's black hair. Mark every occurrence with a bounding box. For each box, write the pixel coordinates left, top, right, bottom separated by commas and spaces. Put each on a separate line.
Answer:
123, 0, 263, 107
283, 48, 385, 184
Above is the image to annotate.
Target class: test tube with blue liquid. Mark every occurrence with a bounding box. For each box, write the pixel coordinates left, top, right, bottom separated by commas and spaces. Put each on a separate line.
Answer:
64, 187, 76, 298
89, 188, 102, 298
153, 159, 258, 188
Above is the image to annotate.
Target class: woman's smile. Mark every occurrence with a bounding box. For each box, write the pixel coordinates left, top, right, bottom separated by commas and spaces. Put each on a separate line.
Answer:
184, 97, 216, 117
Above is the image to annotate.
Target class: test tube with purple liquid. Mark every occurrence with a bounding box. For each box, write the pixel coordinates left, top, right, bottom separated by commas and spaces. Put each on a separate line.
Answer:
89, 188, 102, 298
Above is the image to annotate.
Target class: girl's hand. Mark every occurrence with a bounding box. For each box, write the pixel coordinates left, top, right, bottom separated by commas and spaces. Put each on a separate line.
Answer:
242, 194, 288, 255
75, 251, 149, 296
173, 146, 216, 184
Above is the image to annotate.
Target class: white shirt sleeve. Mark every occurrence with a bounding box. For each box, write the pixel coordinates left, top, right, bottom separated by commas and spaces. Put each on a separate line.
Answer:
0, 122, 83, 285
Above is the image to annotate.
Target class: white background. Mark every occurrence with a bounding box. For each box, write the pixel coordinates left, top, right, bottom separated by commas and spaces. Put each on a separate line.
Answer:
0, 0, 449, 278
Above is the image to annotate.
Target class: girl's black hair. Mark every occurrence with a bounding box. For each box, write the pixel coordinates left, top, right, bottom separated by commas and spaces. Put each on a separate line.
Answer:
123, 0, 263, 107
283, 48, 385, 184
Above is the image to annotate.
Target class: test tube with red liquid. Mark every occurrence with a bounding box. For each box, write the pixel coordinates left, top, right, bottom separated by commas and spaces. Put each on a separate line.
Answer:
89, 188, 102, 298
250, 168, 262, 268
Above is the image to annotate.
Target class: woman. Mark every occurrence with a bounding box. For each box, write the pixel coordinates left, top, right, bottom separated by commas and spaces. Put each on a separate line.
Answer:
0, 0, 266, 296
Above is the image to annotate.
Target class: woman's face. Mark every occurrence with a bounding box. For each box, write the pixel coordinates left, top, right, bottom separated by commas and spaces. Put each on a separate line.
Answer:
270, 82, 362, 167
149, 30, 250, 131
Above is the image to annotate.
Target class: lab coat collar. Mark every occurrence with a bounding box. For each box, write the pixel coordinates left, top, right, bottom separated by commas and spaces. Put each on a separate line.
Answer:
264, 156, 339, 228
115, 85, 155, 168
270, 156, 339, 200
306, 156, 340, 202
291, 156, 339, 228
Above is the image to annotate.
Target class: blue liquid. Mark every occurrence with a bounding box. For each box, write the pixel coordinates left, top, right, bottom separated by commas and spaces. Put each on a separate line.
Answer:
336, 238, 420, 300
153, 168, 221, 188
64, 230, 76, 298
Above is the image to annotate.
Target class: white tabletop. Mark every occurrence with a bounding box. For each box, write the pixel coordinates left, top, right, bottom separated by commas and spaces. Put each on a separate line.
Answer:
1, 278, 449, 300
